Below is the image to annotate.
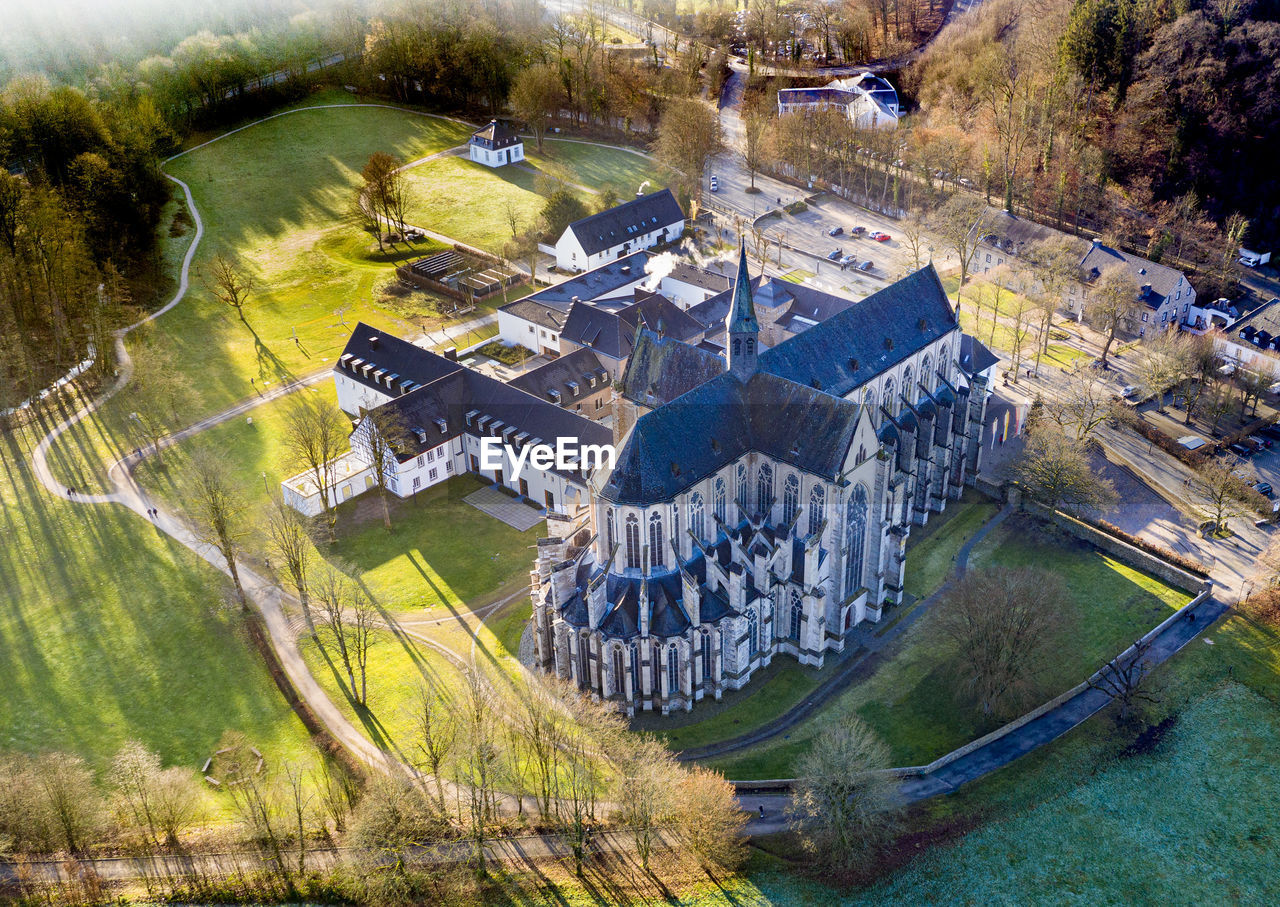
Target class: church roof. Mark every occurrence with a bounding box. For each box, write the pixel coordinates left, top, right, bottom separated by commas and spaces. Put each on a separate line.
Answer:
757, 265, 959, 397
620, 328, 726, 407
603, 370, 863, 505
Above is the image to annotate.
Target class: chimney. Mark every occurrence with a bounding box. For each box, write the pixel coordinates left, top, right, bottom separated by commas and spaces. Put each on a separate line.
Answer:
1091, 237, 1102, 247
443, 346, 458, 361
368, 335, 380, 350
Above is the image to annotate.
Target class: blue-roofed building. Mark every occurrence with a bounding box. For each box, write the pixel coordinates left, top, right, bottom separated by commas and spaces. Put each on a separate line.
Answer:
777, 72, 901, 130
532, 251, 994, 716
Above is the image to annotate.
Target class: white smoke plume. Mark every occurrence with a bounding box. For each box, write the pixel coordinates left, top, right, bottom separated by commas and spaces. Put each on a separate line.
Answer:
642, 250, 678, 291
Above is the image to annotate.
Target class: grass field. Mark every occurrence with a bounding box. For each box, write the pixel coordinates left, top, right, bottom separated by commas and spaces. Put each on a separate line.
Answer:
401, 139, 669, 253
705, 514, 1190, 778
902, 489, 1000, 599
744, 684, 1280, 904
0, 422, 316, 776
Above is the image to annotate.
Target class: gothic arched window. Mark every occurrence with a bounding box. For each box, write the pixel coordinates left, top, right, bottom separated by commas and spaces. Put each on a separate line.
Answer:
939, 354, 949, 382
713, 478, 727, 524
790, 590, 803, 640
808, 485, 826, 537
736, 462, 747, 506
782, 474, 800, 526
625, 514, 640, 569
606, 508, 616, 554
700, 630, 711, 681
667, 643, 679, 695
884, 377, 897, 416
578, 635, 590, 686
649, 511, 665, 569
757, 461, 773, 515
612, 645, 624, 696
689, 492, 705, 543
844, 484, 869, 595
630, 643, 640, 696
863, 386, 878, 426
902, 366, 914, 404
747, 609, 759, 657
921, 355, 933, 392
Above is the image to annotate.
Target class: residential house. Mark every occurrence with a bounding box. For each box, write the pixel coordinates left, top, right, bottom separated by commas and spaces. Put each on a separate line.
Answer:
469, 120, 523, 168
776, 72, 901, 130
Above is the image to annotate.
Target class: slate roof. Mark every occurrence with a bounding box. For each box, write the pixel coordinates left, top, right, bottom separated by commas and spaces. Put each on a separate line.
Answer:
337, 323, 463, 397
620, 328, 726, 407
500, 297, 566, 332
959, 334, 999, 377
665, 262, 731, 293
727, 243, 758, 335
975, 208, 1084, 258
509, 347, 612, 402
471, 119, 520, 148
565, 189, 684, 257
353, 337, 611, 481
560, 293, 703, 362
1229, 299, 1280, 352
525, 252, 650, 310
1079, 240, 1186, 309
602, 369, 864, 505
757, 265, 959, 398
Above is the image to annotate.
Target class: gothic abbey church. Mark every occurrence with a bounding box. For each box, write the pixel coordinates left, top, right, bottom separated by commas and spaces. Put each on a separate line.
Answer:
532, 245, 994, 715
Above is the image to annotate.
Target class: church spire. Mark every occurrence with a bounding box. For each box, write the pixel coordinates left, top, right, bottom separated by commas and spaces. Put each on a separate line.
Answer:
727, 240, 759, 379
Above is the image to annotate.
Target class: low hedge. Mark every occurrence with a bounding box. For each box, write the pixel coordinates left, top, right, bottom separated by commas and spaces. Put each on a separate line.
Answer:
478, 341, 534, 365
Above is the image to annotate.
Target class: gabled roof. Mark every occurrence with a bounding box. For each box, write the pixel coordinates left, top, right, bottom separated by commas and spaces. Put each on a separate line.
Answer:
617, 292, 704, 343
471, 119, 520, 148
757, 266, 959, 398
602, 369, 864, 505
1079, 240, 1186, 307
509, 347, 611, 401
337, 323, 463, 396
959, 335, 999, 377
664, 262, 731, 293
499, 297, 566, 332
565, 189, 684, 257
620, 328, 725, 407
560, 301, 634, 361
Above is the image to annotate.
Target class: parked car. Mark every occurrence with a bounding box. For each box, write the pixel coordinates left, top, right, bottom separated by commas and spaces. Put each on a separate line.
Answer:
1229, 442, 1254, 457
857, 260, 875, 272
826, 248, 843, 261
1246, 436, 1268, 452
709, 175, 719, 192
1121, 385, 1140, 398
1254, 482, 1274, 499
1262, 425, 1280, 442
828, 225, 843, 236
850, 225, 866, 235
959, 177, 975, 188
870, 231, 891, 242
839, 254, 857, 266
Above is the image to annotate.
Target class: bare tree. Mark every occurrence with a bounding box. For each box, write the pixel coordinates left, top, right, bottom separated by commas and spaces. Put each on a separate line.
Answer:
1086, 636, 1160, 726
742, 108, 770, 192
514, 673, 567, 822
1202, 379, 1236, 437
1237, 367, 1269, 419
350, 586, 377, 706
1006, 280, 1035, 382
314, 563, 358, 699
792, 714, 900, 876
1179, 333, 1221, 425
617, 736, 677, 871
1043, 368, 1115, 442
218, 733, 287, 882
265, 494, 317, 632
930, 194, 985, 288
184, 448, 250, 609
1085, 266, 1140, 370
453, 665, 498, 874
282, 761, 315, 875
411, 682, 457, 814
312, 758, 357, 835
34, 752, 103, 856
672, 764, 747, 872
126, 344, 201, 464
356, 405, 410, 531
940, 566, 1067, 716
282, 393, 348, 535
1013, 429, 1118, 513
1132, 332, 1192, 413
654, 97, 723, 196
899, 211, 928, 272
200, 253, 255, 327
109, 742, 165, 848
1193, 458, 1253, 534
502, 198, 522, 241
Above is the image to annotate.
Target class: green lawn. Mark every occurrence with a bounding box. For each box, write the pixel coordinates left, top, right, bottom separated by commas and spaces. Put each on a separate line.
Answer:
47, 96, 476, 494
1041, 342, 1090, 368
706, 514, 1190, 778
743, 685, 1280, 904
401, 140, 669, 253
902, 488, 1001, 599
0, 422, 316, 777
299, 627, 463, 761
